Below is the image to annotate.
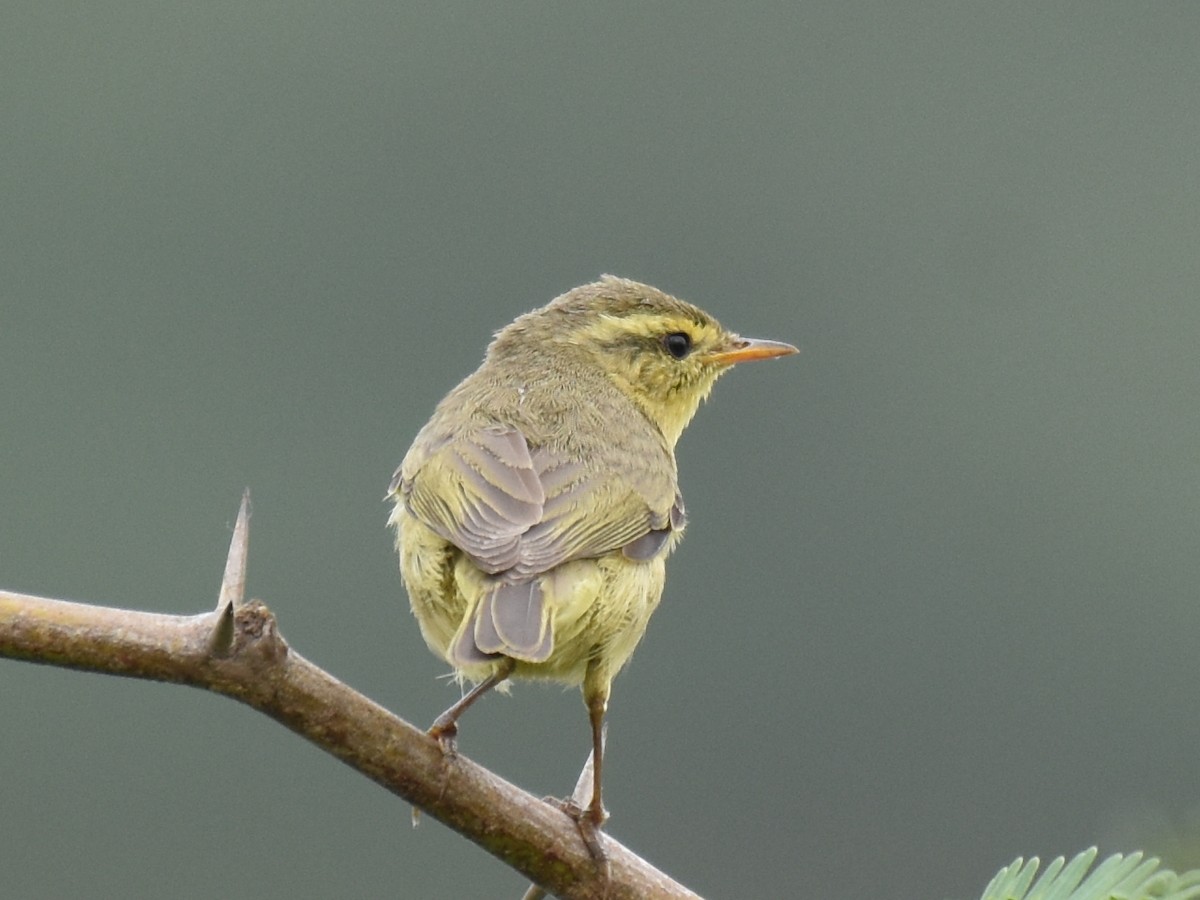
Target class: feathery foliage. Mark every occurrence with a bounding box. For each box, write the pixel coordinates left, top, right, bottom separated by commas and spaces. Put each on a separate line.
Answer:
977, 848, 1200, 900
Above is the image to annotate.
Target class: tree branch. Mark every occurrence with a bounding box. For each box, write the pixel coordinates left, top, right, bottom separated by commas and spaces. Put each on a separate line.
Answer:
0, 494, 700, 900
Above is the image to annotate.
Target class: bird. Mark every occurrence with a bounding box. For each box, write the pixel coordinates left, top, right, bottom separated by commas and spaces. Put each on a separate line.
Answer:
387, 275, 797, 854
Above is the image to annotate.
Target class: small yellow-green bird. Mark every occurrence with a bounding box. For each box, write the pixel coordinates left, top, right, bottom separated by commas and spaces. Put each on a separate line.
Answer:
387, 275, 796, 850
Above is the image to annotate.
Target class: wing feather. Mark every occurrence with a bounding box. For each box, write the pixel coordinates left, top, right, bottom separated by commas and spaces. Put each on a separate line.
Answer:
402, 423, 680, 578
400, 420, 682, 662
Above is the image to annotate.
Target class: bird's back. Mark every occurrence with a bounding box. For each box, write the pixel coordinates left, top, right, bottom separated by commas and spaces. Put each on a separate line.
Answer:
391, 346, 683, 685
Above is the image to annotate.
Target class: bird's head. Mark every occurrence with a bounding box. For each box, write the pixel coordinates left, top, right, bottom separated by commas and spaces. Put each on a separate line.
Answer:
490, 275, 798, 446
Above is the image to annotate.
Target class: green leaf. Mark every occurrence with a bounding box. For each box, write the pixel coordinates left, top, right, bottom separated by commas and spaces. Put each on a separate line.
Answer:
977, 848, 1200, 900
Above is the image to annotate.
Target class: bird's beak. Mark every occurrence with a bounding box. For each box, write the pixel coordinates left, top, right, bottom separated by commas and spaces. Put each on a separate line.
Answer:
706, 336, 799, 366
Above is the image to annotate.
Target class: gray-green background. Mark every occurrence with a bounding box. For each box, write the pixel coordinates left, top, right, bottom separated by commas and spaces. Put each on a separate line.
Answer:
4, 3, 1199, 898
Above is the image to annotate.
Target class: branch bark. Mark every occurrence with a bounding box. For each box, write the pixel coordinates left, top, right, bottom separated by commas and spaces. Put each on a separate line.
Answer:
0, 495, 700, 900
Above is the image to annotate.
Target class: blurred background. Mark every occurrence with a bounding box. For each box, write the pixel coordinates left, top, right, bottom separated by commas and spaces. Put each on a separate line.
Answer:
4, 3, 1200, 898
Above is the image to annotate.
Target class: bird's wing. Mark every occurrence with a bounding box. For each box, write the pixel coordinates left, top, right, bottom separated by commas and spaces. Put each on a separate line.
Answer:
396, 424, 547, 575
395, 422, 682, 664
512, 463, 683, 579
396, 422, 682, 578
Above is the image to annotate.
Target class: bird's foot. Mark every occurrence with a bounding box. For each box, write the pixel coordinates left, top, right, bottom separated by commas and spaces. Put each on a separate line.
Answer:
427, 717, 459, 757
418, 719, 461, 825
548, 796, 610, 864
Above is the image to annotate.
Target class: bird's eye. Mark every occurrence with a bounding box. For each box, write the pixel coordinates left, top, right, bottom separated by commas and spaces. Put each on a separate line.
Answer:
662, 332, 692, 359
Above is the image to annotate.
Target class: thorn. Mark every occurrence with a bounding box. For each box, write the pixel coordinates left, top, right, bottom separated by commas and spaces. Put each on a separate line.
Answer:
209, 599, 236, 657
217, 489, 251, 612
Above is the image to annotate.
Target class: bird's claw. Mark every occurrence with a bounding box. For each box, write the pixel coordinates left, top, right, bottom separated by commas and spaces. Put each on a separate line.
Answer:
427, 719, 459, 757
547, 796, 610, 863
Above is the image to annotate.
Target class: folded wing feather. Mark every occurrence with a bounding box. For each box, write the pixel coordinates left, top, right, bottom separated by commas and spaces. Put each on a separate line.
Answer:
400, 423, 680, 666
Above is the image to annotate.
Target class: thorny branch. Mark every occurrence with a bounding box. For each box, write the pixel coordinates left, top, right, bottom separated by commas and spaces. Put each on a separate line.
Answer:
0, 492, 700, 900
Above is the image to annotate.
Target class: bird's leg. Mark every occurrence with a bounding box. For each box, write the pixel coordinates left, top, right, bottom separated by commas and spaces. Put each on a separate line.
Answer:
428, 657, 515, 755
574, 692, 612, 862
585, 692, 608, 829
553, 667, 610, 862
